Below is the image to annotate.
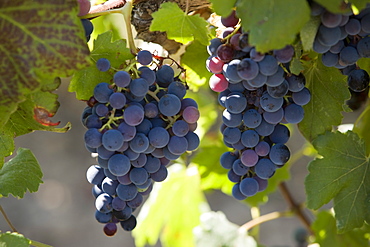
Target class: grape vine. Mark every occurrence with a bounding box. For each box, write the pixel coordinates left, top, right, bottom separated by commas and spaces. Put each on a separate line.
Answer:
0, 0, 370, 247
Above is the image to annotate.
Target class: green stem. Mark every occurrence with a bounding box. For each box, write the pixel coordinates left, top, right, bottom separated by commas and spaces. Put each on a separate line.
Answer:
30, 240, 53, 247
240, 210, 293, 231
146, 90, 160, 102
249, 207, 261, 240
121, 0, 137, 55
0, 205, 17, 232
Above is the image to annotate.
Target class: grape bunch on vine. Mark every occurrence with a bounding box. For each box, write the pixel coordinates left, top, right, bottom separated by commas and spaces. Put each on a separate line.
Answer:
0, 0, 369, 247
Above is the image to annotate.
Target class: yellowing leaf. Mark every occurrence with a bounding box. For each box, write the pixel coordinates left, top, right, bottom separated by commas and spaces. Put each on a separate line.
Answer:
150, 2, 209, 46
0, 0, 90, 126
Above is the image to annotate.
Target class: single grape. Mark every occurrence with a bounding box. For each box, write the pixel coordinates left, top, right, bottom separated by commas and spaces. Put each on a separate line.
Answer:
109, 92, 126, 109
114, 71, 131, 87
209, 73, 229, 92
347, 69, 370, 92
156, 65, 174, 87
108, 154, 131, 176
240, 177, 259, 197
221, 10, 239, 27
269, 143, 290, 165
254, 158, 276, 179
116, 184, 138, 201
102, 129, 124, 151
96, 58, 111, 72
137, 50, 152, 65
86, 165, 105, 185
120, 215, 137, 231
103, 223, 117, 236
240, 149, 259, 167
148, 127, 170, 148
84, 128, 102, 148
284, 104, 304, 124
182, 106, 200, 124
273, 45, 294, 63
94, 82, 113, 103
158, 94, 181, 116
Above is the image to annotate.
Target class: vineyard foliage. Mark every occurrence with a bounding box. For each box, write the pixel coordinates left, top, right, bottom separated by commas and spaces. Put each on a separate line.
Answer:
0, 0, 370, 246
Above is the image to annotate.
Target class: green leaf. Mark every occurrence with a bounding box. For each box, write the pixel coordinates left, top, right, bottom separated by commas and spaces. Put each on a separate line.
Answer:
133, 164, 208, 247
0, 0, 90, 126
299, 56, 350, 142
208, 0, 237, 17
181, 41, 212, 91
0, 232, 30, 247
290, 43, 305, 75
236, 0, 310, 53
315, 0, 368, 13
0, 148, 43, 198
300, 16, 321, 51
194, 211, 257, 247
150, 2, 209, 46
4, 93, 71, 137
312, 211, 370, 247
353, 104, 370, 155
69, 31, 134, 100
0, 77, 70, 167
305, 131, 370, 233
0, 130, 15, 168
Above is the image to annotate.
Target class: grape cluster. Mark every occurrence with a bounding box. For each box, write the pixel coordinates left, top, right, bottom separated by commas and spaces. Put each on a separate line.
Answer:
83, 51, 200, 235
311, 2, 370, 101
207, 11, 311, 200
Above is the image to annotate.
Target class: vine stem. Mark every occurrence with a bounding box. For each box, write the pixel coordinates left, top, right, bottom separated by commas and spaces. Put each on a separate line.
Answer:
0, 205, 17, 232
29, 240, 53, 247
278, 182, 314, 235
240, 210, 293, 231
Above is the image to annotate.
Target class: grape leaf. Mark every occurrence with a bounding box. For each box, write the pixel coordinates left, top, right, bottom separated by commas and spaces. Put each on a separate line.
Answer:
0, 130, 14, 169
0, 0, 90, 127
305, 131, 370, 233
0, 232, 30, 247
236, 0, 310, 53
300, 16, 321, 51
314, 0, 368, 13
69, 31, 134, 100
0, 78, 70, 167
312, 211, 370, 247
0, 148, 43, 198
290, 43, 305, 75
299, 57, 350, 142
133, 164, 207, 247
150, 2, 209, 46
208, 0, 237, 17
353, 104, 370, 155
181, 41, 212, 91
